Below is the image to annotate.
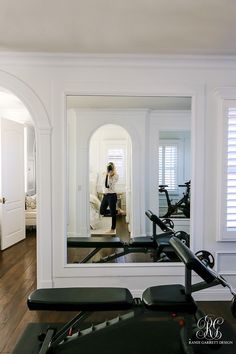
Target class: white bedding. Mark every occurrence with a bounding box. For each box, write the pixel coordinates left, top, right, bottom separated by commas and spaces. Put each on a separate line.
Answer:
25, 210, 36, 218
90, 193, 101, 229
89, 193, 113, 233
25, 194, 37, 227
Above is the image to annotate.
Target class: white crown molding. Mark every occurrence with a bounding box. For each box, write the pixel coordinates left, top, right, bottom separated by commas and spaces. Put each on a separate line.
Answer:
1, 52, 236, 69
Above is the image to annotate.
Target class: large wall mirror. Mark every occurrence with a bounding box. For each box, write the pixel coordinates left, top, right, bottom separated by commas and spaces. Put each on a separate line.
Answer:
66, 95, 191, 264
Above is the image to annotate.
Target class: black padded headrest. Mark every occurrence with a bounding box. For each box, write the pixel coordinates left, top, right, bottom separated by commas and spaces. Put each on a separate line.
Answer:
169, 237, 216, 283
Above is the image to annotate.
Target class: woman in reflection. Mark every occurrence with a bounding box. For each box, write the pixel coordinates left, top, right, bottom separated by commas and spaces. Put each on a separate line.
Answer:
100, 162, 119, 235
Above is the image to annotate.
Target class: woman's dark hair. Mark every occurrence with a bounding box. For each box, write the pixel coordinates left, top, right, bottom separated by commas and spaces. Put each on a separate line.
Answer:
107, 162, 114, 172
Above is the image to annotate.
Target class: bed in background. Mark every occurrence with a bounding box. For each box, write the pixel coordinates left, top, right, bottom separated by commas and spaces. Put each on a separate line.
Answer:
89, 173, 112, 234
25, 194, 37, 228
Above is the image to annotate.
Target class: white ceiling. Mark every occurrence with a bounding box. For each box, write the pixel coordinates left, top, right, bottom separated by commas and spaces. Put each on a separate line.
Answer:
0, 0, 236, 55
0, 1, 233, 120
0, 89, 32, 124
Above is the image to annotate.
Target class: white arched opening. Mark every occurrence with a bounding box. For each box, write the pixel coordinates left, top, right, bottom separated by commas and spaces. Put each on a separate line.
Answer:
0, 70, 52, 288
66, 107, 145, 250
89, 124, 132, 237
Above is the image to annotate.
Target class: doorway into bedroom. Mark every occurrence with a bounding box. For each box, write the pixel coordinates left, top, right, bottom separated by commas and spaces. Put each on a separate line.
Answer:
0, 88, 37, 250
89, 124, 131, 239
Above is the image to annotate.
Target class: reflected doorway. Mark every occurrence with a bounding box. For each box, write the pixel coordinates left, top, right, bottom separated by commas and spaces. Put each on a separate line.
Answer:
89, 124, 131, 239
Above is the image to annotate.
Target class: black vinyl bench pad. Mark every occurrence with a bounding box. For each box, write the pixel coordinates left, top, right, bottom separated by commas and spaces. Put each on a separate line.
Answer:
67, 236, 171, 249
67, 237, 124, 248
129, 237, 154, 247
28, 287, 134, 311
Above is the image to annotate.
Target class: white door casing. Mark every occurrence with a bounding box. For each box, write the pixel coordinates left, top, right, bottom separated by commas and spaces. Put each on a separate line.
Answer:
0, 118, 25, 250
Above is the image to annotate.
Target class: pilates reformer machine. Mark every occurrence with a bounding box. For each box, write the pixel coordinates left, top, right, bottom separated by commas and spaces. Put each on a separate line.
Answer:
67, 210, 190, 263
13, 229, 236, 354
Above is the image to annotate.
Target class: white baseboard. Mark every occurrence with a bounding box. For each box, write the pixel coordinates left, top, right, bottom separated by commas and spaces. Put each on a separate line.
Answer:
38, 280, 53, 289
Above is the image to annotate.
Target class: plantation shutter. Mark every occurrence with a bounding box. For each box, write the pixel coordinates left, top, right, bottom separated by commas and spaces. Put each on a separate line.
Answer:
107, 148, 124, 180
226, 107, 236, 233
159, 142, 178, 191
219, 101, 236, 240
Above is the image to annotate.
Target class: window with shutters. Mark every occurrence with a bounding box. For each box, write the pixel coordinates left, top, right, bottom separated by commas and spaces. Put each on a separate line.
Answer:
159, 141, 179, 192
102, 140, 127, 185
107, 147, 125, 181
226, 107, 236, 231
219, 101, 236, 240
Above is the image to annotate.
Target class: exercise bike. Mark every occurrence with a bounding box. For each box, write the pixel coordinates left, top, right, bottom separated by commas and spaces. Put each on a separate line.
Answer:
13, 217, 236, 354
159, 180, 191, 218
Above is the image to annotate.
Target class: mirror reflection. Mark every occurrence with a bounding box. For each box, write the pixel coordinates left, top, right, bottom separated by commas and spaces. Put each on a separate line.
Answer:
66, 95, 191, 264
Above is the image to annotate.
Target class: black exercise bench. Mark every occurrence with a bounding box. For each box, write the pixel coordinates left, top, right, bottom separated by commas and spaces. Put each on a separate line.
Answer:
27, 287, 133, 312
67, 210, 189, 263
13, 236, 236, 354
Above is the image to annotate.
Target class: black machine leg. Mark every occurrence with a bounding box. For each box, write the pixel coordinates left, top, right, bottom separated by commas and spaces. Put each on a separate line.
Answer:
94, 247, 151, 263
180, 315, 195, 354
80, 248, 102, 263
94, 249, 127, 263
39, 328, 56, 354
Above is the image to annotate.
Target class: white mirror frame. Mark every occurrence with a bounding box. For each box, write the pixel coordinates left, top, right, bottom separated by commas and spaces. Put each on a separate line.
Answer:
51, 81, 205, 293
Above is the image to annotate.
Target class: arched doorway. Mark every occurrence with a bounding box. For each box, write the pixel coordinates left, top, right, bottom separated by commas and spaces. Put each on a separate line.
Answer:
0, 71, 52, 288
66, 96, 146, 248
89, 124, 132, 238
0, 88, 36, 249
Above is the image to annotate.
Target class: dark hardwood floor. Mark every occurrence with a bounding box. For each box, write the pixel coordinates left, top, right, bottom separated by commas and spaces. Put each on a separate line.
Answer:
0, 228, 235, 353
0, 231, 78, 354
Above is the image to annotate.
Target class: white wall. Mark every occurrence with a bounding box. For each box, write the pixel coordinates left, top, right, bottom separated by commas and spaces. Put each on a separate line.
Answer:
1, 55, 236, 298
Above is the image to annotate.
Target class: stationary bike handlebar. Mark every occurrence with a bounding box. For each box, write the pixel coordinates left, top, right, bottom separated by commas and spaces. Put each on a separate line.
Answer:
178, 180, 191, 188
145, 210, 170, 232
